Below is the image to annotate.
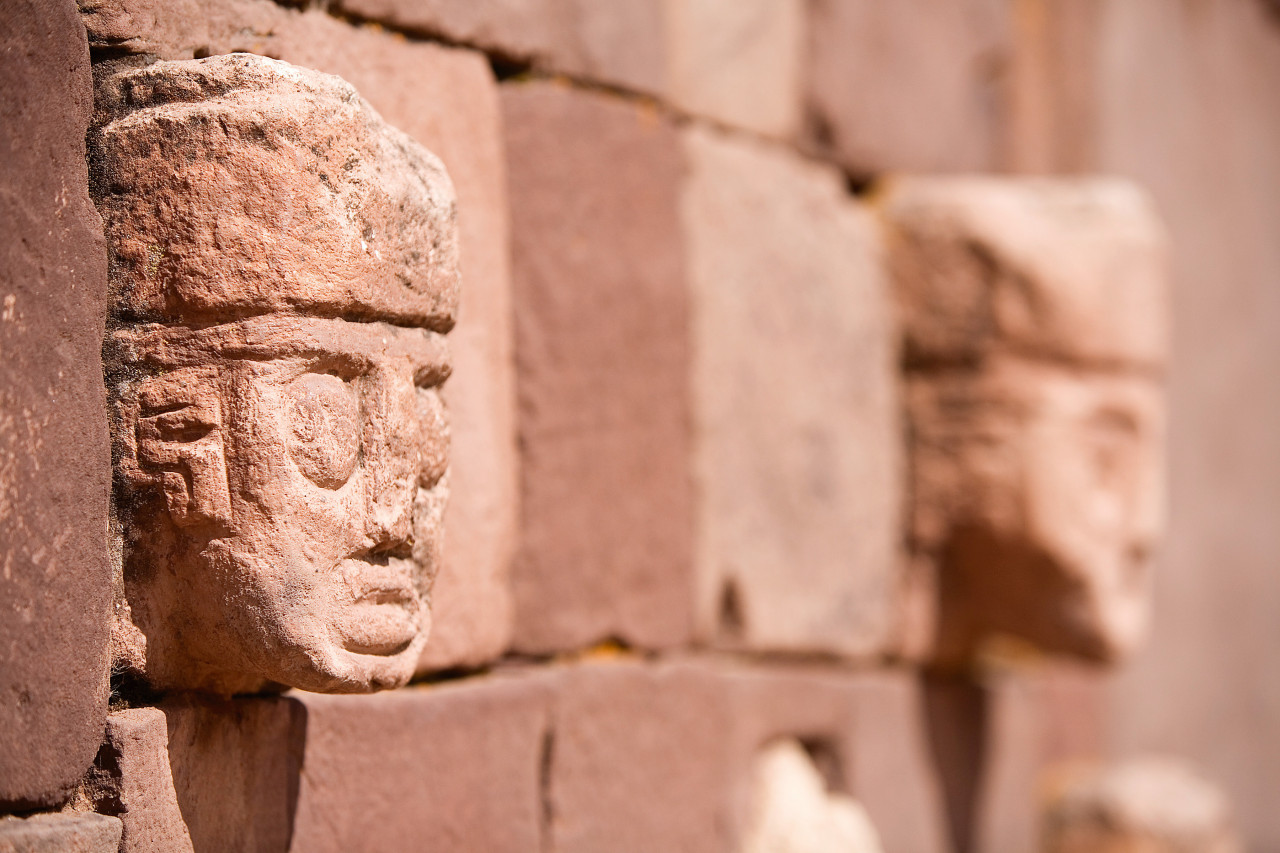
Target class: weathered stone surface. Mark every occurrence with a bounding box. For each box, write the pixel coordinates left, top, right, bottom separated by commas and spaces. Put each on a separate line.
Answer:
80, 0, 519, 675
846, 672, 950, 853
548, 659, 862, 853
742, 740, 884, 853
682, 127, 900, 658
803, 0, 1013, 176
97, 702, 302, 852
0, 813, 122, 853
882, 177, 1170, 370
98, 678, 549, 852
93, 55, 457, 694
290, 677, 551, 852
1042, 757, 1241, 853
504, 82, 695, 653
664, 0, 803, 138
0, 0, 112, 810
334, 0, 666, 96
883, 177, 1169, 668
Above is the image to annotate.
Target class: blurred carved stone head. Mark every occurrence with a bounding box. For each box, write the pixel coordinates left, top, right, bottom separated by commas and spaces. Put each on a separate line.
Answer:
91, 54, 459, 694
882, 177, 1168, 668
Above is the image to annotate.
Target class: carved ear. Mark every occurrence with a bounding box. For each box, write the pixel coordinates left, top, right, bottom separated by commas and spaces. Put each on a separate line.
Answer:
124, 367, 232, 528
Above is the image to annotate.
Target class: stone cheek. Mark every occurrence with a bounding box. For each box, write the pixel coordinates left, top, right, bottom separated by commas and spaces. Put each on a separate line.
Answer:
93, 55, 459, 695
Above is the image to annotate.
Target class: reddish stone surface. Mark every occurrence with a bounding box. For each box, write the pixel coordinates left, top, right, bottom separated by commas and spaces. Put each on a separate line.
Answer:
0, 813, 122, 853
547, 658, 863, 853
846, 671, 951, 853
290, 677, 551, 852
80, 0, 518, 676
665, 0, 804, 138
803, 0, 1012, 177
334, 0, 666, 96
0, 0, 112, 810
98, 676, 550, 851
682, 126, 900, 658
503, 82, 695, 654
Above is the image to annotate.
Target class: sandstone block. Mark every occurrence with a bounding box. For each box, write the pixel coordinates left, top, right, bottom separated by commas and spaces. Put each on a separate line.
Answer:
1042, 757, 1241, 853
503, 82, 695, 654
96, 676, 550, 851
334, 0, 665, 96
663, 0, 804, 138
682, 127, 900, 658
80, 1, 519, 675
547, 658, 863, 853
0, 0, 112, 810
803, 0, 1012, 176
0, 813, 122, 853
846, 672, 950, 853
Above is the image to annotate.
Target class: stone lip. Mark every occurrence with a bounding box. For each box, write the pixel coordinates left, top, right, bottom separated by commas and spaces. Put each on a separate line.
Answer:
90, 53, 460, 331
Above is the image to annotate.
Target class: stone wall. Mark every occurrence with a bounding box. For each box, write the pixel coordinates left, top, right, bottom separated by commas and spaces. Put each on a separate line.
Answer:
1, 0, 1276, 850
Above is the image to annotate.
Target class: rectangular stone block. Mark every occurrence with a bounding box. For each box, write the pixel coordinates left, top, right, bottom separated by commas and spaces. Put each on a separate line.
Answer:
547, 658, 864, 853
334, 0, 666, 96
847, 671, 951, 853
0, 0, 112, 810
663, 0, 804, 139
803, 0, 1013, 176
80, 0, 518, 675
96, 675, 551, 852
0, 813, 121, 853
503, 82, 696, 654
682, 126, 901, 659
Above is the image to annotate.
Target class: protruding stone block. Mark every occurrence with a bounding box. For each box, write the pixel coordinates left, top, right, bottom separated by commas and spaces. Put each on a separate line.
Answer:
503, 82, 695, 654
0, 0, 112, 810
803, 0, 1012, 176
883, 177, 1170, 668
682, 127, 900, 658
0, 813, 122, 853
93, 54, 458, 695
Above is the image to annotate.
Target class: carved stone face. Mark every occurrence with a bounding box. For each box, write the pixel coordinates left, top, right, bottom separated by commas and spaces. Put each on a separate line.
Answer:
883, 176, 1169, 667
113, 320, 449, 693
909, 359, 1164, 664
92, 55, 459, 694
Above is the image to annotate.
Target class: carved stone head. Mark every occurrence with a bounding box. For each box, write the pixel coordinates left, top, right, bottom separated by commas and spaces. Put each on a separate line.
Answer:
882, 178, 1168, 668
91, 55, 459, 694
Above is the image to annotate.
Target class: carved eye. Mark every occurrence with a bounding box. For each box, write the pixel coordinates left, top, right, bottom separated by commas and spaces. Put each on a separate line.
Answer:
416, 387, 449, 489
285, 373, 361, 489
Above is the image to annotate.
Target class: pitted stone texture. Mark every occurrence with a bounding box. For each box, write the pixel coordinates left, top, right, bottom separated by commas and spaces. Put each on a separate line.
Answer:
93, 55, 457, 695
683, 127, 900, 659
81, 0, 519, 675
335, 0, 666, 96
0, 0, 111, 811
547, 659, 861, 853
663, 0, 803, 139
1042, 757, 1241, 853
92, 54, 459, 330
804, 0, 1012, 176
0, 814, 122, 853
504, 82, 695, 654
882, 177, 1170, 370
98, 679, 548, 853
742, 740, 884, 853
